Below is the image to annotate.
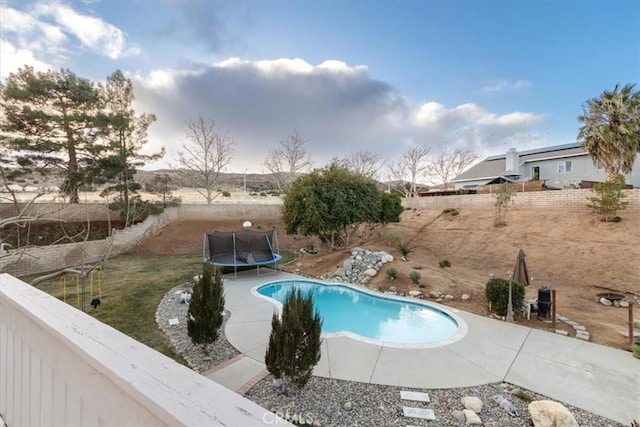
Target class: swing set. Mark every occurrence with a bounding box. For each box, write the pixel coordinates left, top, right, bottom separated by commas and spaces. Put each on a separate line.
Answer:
59, 266, 103, 309
31, 264, 105, 312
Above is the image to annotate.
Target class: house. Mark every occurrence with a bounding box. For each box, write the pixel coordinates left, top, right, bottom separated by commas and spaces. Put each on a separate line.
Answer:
451, 142, 640, 189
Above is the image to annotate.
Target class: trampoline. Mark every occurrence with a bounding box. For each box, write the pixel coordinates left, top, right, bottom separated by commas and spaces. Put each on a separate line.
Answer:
203, 229, 282, 277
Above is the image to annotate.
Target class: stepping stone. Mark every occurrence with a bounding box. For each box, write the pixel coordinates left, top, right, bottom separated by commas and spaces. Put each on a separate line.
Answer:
168, 318, 179, 326
565, 320, 578, 326
400, 390, 430, 402
555, 330, 569, 336
556, 315, 568, 322
573, 325, 586, 331
576, 331, 590, 341
403, 406, 436, 421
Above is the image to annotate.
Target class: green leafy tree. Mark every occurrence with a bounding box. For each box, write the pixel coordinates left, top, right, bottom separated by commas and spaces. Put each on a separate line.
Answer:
587, 174, 629, 222
494, 183, 517, 226
265, 287, 322, 390
377, 192, 404, 224
282, 163, 398, 250
0, 66, 102, 203
145, 173, 181, 208
97, 70, 163, 224
187, 263, 225, 346
578, 83, 640, 181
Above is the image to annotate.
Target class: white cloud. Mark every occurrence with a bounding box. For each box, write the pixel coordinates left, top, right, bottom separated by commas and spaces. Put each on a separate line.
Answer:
33, 2, 139, 59
132, 58, 546, 173
0, 2, 139, 75
481, 79, 532, 93
0, 39, 53, 79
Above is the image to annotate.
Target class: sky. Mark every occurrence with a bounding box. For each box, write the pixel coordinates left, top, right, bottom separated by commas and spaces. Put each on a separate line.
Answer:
1, 0, 639, 175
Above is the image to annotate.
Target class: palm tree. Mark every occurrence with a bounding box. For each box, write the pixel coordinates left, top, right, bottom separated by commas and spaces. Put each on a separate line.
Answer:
577, 83, 640, 181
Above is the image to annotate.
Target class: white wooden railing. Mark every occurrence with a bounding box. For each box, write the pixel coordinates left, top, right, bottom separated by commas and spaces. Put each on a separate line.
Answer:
0, 274, 284, 426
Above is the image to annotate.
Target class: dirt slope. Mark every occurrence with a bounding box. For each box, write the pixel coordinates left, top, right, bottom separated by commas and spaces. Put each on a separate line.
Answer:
138, 209, 640, 351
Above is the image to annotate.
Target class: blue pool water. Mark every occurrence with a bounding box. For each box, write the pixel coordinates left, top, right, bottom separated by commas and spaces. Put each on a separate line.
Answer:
257, 280, 460, 345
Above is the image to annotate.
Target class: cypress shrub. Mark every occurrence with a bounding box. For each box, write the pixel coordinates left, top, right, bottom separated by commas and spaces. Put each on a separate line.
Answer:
265, 287, 322, 389
187, 263, 225, 346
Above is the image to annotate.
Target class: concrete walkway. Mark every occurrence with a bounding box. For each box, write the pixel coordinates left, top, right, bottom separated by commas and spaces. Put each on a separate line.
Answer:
211, 270, 639, 425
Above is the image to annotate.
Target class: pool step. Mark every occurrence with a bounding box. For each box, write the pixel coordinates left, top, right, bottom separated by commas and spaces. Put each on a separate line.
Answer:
401, 390, 436, 423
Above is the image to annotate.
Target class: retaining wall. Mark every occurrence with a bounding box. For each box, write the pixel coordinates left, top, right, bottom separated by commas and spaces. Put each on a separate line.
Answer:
403, 188, 640, 212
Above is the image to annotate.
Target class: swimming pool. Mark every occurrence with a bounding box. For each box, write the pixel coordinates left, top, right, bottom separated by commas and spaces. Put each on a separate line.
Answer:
255, 280, 467, 347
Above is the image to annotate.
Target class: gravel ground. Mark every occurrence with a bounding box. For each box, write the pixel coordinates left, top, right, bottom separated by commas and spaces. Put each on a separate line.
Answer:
157, 284, 625, 426
156, 282, 239, 372
245, 376, 624, 427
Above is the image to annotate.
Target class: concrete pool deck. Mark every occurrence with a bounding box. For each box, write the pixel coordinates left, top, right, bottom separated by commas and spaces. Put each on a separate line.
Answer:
212, 270, 639, 425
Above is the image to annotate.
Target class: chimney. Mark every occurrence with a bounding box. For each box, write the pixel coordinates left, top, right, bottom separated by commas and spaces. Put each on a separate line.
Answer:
505, 148, 519, 174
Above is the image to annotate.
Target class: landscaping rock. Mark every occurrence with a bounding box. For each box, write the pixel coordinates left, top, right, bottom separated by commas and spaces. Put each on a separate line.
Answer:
452, 409, 466, 423
461, 294, 471, 301
364, 268, 378, 277
461, 396, 483, 413
619, 300, 629, 308
409, 290, 423, 298
462, 409, 482, 425
444, 294, 455, 300
528, 400, 578, 427
599, 298, 612, 306
343, 401, 353, 411
429, 291, 441, 298
328, 249, 393, 285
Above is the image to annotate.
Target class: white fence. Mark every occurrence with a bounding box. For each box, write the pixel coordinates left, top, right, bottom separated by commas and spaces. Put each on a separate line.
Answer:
0, 274, 284, 426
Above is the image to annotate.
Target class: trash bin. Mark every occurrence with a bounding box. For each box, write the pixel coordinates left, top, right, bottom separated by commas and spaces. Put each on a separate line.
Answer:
538, 286, 551, 319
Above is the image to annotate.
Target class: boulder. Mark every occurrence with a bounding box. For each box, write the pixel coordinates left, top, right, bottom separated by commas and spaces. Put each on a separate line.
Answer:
461, 293, 471, 301
451, 410, 466, 423
462, 409, 482, 425
429, 291, 441, 298
461, 396, 483, 413
528, 400, 578, 427
364, 268, 378, 277
599, 297, 612, 306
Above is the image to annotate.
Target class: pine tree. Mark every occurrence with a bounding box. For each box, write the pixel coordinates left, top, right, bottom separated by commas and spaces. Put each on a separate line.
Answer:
187, 263, 225, 346
265, 287, 322, 389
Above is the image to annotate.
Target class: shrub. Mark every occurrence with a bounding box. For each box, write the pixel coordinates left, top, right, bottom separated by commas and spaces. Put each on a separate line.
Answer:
386, 267, 398, 280
265, 287, 322, 390
494, 183, 516, 226
513, 389, 534, 403
396, 240, 413, 259
222, 191, 231, 197
485, 277, 525, 317
409, 270, 421, 285
439, 260, 451, 268
418, 284, 426, 289
187, 264, 225, 346
450, 210, 459, 216
587, 174, 628, 222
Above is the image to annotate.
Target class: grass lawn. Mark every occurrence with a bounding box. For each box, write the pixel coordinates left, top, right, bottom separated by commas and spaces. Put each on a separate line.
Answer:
22, 249, 298, 365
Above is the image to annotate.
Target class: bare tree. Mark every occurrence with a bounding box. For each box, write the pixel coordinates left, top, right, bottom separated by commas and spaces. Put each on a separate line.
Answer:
389, 144, 431, 197
426, 149, 478, 189
384, 160, 413, 198
263, 129, 312, 191
341, 149, 385, 180
176, 117, 235, 204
